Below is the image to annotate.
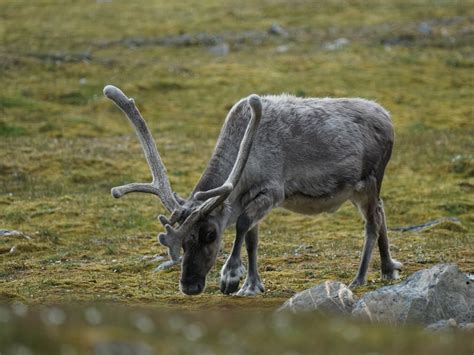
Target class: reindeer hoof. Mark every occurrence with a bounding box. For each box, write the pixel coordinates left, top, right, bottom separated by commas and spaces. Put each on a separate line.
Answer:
236, 278, 265, 296
349, 278, 366, 289
381, 259, 402, 280
220, 262, 245, 295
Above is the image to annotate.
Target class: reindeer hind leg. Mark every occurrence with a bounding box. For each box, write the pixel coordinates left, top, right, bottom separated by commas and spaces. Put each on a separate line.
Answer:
350, 176, 380, 288
377, 198, 402, 280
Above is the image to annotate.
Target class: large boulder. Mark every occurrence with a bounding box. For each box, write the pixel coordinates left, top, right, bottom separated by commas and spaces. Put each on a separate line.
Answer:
278, 281, 356, 315
425, 319, 474, 332
352, 264, 474, 325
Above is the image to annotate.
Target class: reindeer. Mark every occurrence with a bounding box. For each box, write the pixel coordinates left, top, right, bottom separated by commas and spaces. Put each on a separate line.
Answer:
103, 85, 402, 296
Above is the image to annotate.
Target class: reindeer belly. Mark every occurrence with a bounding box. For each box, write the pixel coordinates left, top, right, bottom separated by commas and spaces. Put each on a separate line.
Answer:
281, 188, 353, 215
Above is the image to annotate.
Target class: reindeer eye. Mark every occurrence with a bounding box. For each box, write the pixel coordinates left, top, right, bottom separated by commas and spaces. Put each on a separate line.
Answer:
198, 224, 217, 244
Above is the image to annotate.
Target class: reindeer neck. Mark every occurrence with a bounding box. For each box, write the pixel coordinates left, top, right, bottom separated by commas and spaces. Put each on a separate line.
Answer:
191, 99, 249, 197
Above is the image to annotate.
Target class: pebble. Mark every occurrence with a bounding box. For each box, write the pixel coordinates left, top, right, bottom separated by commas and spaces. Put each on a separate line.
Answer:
418, 22, 432, 35
268, 23, 288, 37
275, 45, 289, 53
209, 43, 230, 57
323, 38, 350, 50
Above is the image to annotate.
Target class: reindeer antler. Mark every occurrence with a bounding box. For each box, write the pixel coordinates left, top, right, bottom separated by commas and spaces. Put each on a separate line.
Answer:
158, 94, 263, 261
104, 85, 186, 270
103, 85, 180, 213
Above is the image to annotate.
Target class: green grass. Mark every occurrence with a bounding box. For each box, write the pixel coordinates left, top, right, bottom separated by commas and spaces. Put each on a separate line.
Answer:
0, 0, 473, 352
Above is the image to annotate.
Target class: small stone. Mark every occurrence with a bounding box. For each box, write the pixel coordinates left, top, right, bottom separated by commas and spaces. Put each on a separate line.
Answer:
9, 245, 17, 254
0, 229, 17, 236
323, 38, 350, 51
209, 43, 229, 57
0, 229, 30, 239
141, 254, 165, 262
275, 45, 289, 53
268, 23, 288, 37
418, 22, 432, 35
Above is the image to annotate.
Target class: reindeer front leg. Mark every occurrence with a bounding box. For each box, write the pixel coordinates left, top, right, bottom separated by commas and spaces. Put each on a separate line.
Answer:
220, 221, 247, 294
237, 225, 264, 296
220, 187, 283, 295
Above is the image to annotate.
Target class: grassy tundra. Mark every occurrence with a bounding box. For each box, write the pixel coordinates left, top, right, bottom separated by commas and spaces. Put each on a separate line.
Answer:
0, 0, 473, 352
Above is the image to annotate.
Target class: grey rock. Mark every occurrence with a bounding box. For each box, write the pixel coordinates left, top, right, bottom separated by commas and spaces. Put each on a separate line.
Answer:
0, 229, 23, 237
425, 318, 457, 331
389, 217, 461, 233
380, 34, 415, 46
426, 319, 474, 332
322, 38, 350, 51
209, 43, 229, 57
140, 254, 165, 263
278, 281, 356, 315
275, 45, 289, 54
0, 229, 31, 240
458, 322, 474, 331
418, 22, 432, 35
352, 264, 474, 325
268, 23, 288, 37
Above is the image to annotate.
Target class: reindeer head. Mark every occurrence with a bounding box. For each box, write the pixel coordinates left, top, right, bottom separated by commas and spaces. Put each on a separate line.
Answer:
103, 85, 262, 295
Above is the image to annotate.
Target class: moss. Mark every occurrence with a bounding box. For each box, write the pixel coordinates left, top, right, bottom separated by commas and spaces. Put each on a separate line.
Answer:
0, 122, 26, 137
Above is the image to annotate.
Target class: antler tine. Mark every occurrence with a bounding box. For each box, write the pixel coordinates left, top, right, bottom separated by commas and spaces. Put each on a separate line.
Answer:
157, 209, 200, 263
154, 225, 182, 271
194, 182, 233, 201
104, 85, 179, 213
199, 94, 263, 215
158, 208, 182, 227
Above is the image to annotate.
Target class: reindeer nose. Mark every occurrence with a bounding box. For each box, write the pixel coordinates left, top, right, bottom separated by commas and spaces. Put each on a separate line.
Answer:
180, 280, 205, 295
